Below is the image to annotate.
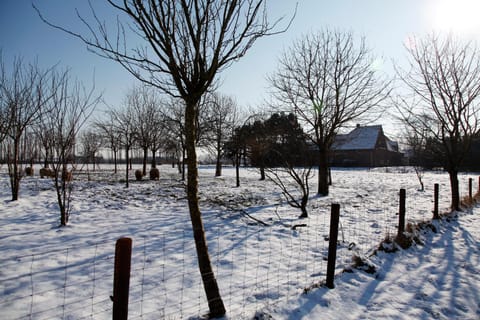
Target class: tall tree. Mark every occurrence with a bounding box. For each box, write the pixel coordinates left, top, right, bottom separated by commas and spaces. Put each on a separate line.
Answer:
396, 34, 480, 211
37, 1, 290, 315
270, 29, 390, 196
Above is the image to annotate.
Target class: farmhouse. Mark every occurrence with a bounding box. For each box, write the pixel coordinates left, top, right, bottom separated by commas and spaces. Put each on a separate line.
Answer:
330, 124, 402, 167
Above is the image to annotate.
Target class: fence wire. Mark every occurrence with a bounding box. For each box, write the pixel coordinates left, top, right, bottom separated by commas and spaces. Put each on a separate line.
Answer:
1, 168, 477, 319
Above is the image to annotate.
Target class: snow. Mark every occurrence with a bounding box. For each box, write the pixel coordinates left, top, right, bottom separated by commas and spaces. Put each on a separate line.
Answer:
0, 164, 479, 319
332, 125, 383, 150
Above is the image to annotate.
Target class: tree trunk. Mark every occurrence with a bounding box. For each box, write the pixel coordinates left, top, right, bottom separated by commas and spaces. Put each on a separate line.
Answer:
142, 147, 148, 176
114, 149, 118, 174
57, 177, 67, 226
184, 100, 226, 317
151, 149, 157, 168
259, 165, 265, 181
300, 207, 308, 218
182, 147, 186, 181
317, 149, 329, 196
10, 167, 20, 201
215, 149, 222, 177
9, 140, 21, 201
448, 169, 460, 211
300, 196, 308, 218
125, 147, 130, 188
43, 148, 49, 169
235, 154, 240, 188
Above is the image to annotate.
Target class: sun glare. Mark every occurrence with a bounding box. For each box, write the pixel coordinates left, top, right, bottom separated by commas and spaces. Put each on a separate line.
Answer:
429, 0, 480, 37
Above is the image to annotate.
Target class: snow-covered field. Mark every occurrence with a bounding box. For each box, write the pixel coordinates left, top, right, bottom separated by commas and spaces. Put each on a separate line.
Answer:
0, 164, 479, 319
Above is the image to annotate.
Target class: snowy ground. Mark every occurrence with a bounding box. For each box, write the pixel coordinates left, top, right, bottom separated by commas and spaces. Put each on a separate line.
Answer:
0, 164, 479, 319
265, 206, 480, 319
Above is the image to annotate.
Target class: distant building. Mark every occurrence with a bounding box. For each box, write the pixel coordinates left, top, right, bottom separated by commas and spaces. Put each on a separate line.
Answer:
329, 125, 403, 167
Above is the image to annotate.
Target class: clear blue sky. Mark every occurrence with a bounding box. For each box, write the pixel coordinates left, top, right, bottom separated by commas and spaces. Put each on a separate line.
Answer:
2, 0, 480, 131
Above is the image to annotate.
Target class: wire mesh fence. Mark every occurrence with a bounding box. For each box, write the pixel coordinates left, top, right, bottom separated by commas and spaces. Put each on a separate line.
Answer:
1, 167, 478, 319
1, 240, 115, 319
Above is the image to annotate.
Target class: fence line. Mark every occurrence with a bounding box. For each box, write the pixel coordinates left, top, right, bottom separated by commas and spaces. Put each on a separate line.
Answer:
1, 175, 478, 319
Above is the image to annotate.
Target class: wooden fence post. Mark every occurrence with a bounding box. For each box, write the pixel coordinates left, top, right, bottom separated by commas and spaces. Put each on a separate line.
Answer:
112, 237, 132, 320
433, 183, 439, 219
326, 203, 340, 289
397, 189, 406, 238
469, 178, 473, 203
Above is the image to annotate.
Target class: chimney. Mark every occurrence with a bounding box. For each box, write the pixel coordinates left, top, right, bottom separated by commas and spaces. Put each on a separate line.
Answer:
356, 124, 361, 128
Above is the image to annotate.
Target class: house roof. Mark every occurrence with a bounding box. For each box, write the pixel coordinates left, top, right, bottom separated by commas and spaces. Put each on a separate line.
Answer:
333, 125, 391, 151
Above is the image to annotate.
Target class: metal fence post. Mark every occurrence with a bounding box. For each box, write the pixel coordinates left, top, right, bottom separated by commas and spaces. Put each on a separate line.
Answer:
326, 203, 340, 289
112, 237, 132, 320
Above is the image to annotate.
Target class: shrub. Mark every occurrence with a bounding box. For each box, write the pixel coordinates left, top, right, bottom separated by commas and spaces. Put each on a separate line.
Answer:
25, 167, 34, 176
135, 169, 143, 181
39, 167, 55, 178
149, 167, 159, 180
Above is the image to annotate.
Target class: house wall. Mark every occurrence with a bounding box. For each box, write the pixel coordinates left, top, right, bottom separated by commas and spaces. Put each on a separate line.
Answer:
329, 149, 402, 167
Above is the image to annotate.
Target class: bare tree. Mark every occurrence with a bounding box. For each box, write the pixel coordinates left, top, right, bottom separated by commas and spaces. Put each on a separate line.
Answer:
405, 132, 426, 192
396, 34, 480, 211
36, 0, 291, 315
270, 29, 390, 196
204, 92, 239, 176
266, 165, 313, 218
80, 129, 103, 174
42, 69, 100, 226
109, 98, 137, 188
34, 110, 55, 170
0, 56, 53, 201
95, 115, 122, 174
225, 111, 262, 187
148, 113, 167, 178
128, 85, 162, 176
162, 97, 187, 179
0, 55, 10, 145
263, 113, 312, 218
